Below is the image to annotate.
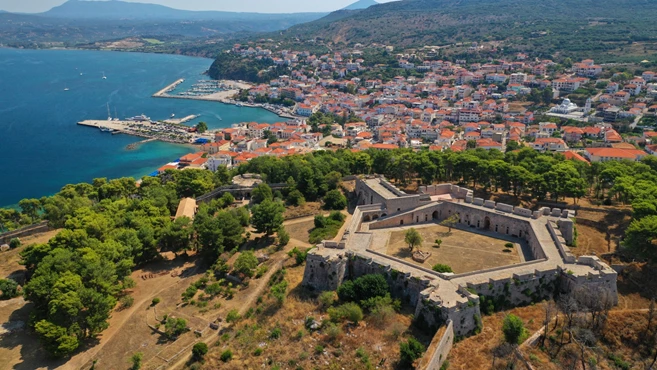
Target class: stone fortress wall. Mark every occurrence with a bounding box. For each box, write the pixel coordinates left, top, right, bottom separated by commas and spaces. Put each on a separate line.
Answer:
303, 176, 618, 369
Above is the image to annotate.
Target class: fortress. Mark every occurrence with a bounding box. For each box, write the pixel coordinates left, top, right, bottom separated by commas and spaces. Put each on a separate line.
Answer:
302, 176, 618, 369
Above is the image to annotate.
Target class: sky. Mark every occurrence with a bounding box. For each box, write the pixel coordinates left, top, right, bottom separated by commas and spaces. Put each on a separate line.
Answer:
1, 0, 397, 14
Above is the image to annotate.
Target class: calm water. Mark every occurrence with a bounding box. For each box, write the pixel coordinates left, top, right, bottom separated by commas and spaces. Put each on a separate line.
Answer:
0, 49, 281, 207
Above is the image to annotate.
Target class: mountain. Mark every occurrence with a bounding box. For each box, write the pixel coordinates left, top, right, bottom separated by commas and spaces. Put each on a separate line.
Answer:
342, 0, 379, 10
276, 0, 657, 60
41, 0, 326, 21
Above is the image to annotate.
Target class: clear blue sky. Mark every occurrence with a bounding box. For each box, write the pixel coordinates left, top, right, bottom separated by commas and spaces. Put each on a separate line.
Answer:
2, 0, 396, 13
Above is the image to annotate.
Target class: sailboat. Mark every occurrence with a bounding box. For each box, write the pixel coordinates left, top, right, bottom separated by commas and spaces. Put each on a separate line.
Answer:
64, 84, 70, 91
102, 72, 107, 80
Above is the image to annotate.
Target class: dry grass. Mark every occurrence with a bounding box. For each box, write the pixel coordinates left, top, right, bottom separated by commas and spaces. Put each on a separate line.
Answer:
201, 265, 428, 370
284, 220, 316, 244
284, 202, 322, 220
386, 225, 521, 273
448, 303, 547, 369
0, 229, 61, 281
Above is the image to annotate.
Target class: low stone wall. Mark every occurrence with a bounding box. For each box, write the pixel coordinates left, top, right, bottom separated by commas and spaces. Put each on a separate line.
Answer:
417, 320, 454, 370
547, 220, 576, 263
0, 221, 50, 245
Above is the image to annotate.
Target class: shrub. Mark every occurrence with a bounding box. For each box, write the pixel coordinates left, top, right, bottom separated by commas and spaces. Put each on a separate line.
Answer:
0, 279, 20, 300
328, 302, 363, 324
278, 229, 290, 246
318, 291, 336, 310
130, 352, 143, 370
399, 337, 426, 368
337, 274, 389, 303
151, 297, 161, 306
226, 309, 241, 323
324, 322, 342, 341
120, 295, 134, 309
314, 215, 327, 229
270, 327, 282, 339
9, 238, 21, 249
253, 347, 263, 356
432, 264, 453, 273
502, 314, 527, 345
287, 247, 309, 265
270, 280, 289, 305
234, 251, 259, 277
255, 265, 268, 278
220, 349, 233, 362
504, 242, 514, 248
192, 342, 208, 360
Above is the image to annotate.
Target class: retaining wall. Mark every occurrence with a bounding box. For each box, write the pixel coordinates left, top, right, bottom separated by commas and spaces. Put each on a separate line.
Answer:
417, 320, 454, 370
0, 221, 50, 245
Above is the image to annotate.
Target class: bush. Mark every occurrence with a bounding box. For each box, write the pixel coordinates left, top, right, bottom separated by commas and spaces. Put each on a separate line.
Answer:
502, 314, 527, 345
399, 337, 426, 368
278, 229, 290, 246
131, 352, 143, 370
287, 247, 308, 265
504, 242, 514, 248
287, 189, 306, 206
337, 274, 389, 303
324, 322, 342, 341
328, 302, 363, 324
318, 291, 336, 310
270, 327, 282, 339
234, 251, 259, 277
253, 347, 263, 356
120, 295, 134, 309
151, 297, 161, 306
0, 279, 20, 300
192, 342, 208, 360
270, 280, 288, 305
9, 238, 20, 249
432, 264, 453, 273
220, 349, 233, 362
315, 345, 325, 354
323, 190, 348, 210
226, 309, 241, 323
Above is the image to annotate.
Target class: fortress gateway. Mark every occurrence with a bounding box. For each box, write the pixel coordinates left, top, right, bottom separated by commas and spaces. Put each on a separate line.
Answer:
302, 176, 618, 369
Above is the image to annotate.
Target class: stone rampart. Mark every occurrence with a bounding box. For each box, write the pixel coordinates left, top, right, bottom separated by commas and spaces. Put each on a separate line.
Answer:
466, 268, 560, 308
0, 221, 50, 245
417, 320, 454, 370
303, 252, 348, 291
547, 220, 576, 263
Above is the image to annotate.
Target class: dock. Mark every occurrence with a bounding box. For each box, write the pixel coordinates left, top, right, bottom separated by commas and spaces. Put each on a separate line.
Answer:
77, 119, 215, 145
153, 79, 184, 97
163, 115, 198, 125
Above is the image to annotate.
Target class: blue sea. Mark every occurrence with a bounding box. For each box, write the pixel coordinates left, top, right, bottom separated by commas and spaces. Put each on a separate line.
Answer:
0, 48, 281, 207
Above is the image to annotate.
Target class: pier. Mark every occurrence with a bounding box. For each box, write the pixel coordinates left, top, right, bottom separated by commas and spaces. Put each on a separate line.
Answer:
153, 78, 184, 97
77, 119, 215, 145
163, 115, 199, 125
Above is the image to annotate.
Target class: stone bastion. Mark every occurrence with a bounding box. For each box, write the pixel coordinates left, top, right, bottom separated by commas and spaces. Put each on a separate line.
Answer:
302, 176, 618, 369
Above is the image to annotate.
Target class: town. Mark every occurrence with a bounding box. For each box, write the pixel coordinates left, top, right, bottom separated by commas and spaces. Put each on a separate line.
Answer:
160, 45, 657, 174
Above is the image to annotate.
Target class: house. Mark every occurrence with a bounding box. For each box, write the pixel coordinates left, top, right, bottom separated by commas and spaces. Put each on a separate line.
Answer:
562, 126, 584, 142
532, 137, 568, 152
179, 152, 205, 167
584, 148, 647, 162
563, 151, 590, 164
175, 198, 197, 220
207, 151, 238, 171
476, 138, 503, 150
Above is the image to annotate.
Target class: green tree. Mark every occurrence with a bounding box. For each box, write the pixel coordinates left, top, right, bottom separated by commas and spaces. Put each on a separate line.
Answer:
196, 121, 208, 134
251, 183, 273, 205
164, 317, 188, 339
9, 237, 21, 249
502, 314, 526, 345
278, 228, 290, 246
399, 337, 426, 368
19, 198, 42, 220
404, 228, 423, 252
287, 189, 306, 206
192, 342, 209, 361
337, 274, 389, 303
234, 251, 259, 277
159, 217, 192, 254
440, 214, 460, 232
251, 199, 285, 236
623, 215, 657, 263
323, 190, 348, 210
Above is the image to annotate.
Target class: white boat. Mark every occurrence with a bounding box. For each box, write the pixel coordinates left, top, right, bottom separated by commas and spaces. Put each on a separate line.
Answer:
127, 114, 151, 122
171, 113, 175, 118
102, 72, 107, 80
64, 87, 69, 91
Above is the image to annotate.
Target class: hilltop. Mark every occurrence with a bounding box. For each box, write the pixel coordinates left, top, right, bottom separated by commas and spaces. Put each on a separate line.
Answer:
276, 0, 657, 61
342, 0, 379, 10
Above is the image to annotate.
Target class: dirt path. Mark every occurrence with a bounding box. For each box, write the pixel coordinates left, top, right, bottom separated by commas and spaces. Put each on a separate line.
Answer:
65, 261, 201, 370
167, 255, 290, 370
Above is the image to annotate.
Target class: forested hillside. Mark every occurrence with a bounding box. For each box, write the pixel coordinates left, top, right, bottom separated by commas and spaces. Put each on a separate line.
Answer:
277, 0, 657, 60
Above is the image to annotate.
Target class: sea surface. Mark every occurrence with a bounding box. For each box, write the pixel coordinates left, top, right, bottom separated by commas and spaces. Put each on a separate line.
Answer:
0, 48, 281, 207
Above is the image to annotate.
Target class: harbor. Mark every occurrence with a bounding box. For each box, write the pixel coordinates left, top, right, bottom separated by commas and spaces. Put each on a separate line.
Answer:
77, 119, 215, 145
